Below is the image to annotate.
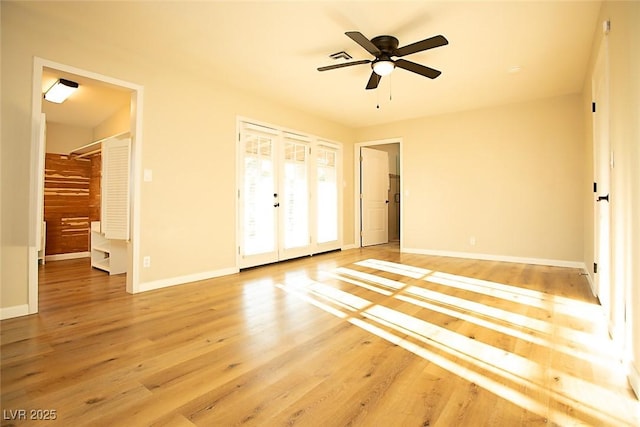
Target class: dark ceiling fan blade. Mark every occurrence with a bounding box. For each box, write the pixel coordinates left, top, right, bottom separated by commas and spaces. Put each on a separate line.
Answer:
317, 59, 371, 72
365, 72, 381, 90
394, 35, 448, 57
345, 31, 381, 56
395, 59, 442, 79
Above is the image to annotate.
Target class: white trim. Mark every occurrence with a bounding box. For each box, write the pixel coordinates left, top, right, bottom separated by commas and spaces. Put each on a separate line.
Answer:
45, 252, 90, 262
1, 304, 30, 320
28, 249, 39, 314
128, 84, 144, 294
401, 247, 585, 269
629, 361, 640, 400
354, 138, 403, 248
30, 57, 144, 309
138, 267, 239, 293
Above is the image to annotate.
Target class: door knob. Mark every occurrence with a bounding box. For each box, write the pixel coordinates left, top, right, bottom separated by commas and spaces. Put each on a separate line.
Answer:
597, 194, 609, 202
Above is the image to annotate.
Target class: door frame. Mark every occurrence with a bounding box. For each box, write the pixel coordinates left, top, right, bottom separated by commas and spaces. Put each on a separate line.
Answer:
28, 57, 144, 313
354, 138, 402, 248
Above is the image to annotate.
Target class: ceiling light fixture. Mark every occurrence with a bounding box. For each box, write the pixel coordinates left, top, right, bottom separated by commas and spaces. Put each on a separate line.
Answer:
373, 59, 395, 76
44, 78, 79, 103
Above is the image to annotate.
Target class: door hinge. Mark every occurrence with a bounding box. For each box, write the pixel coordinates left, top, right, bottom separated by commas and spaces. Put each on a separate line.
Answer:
592, 102, 596, 113
594, 262, 598, 273
360, 193, 363, 199
593, 182, 597, 193
238, 246, 241, 255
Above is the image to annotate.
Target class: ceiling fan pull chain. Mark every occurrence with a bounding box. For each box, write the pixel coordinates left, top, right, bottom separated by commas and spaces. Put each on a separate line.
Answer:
376, 84, 380, 109
389, 74, 393, 101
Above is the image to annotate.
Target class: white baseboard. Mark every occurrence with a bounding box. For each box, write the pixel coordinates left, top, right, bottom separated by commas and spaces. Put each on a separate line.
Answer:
629, 361, 640, 400
0, 304, 30, 320
45, 251, 90, 262
401, 247, 585, 269
138, 267, 239, 293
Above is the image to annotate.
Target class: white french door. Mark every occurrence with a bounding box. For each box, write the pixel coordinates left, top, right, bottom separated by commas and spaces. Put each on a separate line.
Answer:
238, 121, 341, 269
280, 133, 311, 260
239, 124, 279, 267
316, 144, 340, 251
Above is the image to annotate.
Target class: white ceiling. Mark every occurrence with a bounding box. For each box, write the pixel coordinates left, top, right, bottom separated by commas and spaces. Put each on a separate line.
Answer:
38, 1, 602, 129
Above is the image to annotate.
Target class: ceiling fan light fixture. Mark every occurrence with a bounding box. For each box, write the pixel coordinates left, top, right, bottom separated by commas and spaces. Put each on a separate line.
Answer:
373, 60, 395, 76
44, 78, 79, 103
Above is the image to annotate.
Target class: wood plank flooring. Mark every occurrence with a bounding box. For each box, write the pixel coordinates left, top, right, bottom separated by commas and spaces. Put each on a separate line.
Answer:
2, 245, 639, 426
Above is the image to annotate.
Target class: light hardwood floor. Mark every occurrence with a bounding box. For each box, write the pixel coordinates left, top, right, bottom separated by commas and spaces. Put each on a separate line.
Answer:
2, 245, 639, 426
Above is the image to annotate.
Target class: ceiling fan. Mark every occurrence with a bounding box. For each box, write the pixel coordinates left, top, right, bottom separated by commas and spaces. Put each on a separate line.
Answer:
318, 31, 448, 90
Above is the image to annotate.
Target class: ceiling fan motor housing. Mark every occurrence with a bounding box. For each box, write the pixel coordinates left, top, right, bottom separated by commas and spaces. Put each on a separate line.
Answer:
371, 35, 399, 54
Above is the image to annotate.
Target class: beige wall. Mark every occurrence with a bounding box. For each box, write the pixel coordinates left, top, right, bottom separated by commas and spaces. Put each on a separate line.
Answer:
93, 104, 130, 142
582, 0, 640, 396
0, 2, 354, 310
356, 94, 585, 263
45, 122, 93, 154
45, 104, 130, 156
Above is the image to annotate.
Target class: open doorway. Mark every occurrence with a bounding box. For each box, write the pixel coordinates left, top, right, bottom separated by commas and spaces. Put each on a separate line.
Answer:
40, 67, 131, 266
28, 58, 144, 314
354, 139, 402, 248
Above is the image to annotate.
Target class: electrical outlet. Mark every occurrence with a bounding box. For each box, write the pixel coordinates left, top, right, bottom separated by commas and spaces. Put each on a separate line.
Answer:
143, 256, 151, 268
469, 236, 476, 246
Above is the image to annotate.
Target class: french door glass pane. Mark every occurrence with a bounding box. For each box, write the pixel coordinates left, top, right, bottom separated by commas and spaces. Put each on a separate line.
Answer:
243, 135, 274, 256
317, 147, 338, 243
283, 141, 308, 249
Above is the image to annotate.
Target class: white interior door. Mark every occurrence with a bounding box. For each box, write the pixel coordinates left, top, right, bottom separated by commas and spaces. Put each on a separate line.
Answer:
593, 38, 613, 333
361, 147, 389, 247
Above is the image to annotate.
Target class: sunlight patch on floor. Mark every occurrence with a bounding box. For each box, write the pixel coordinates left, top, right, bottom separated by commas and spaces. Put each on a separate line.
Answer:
427, 271, 605, 322
275, 258, 640, 427
338, 263, 614, 356
355, 259, 431, 279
